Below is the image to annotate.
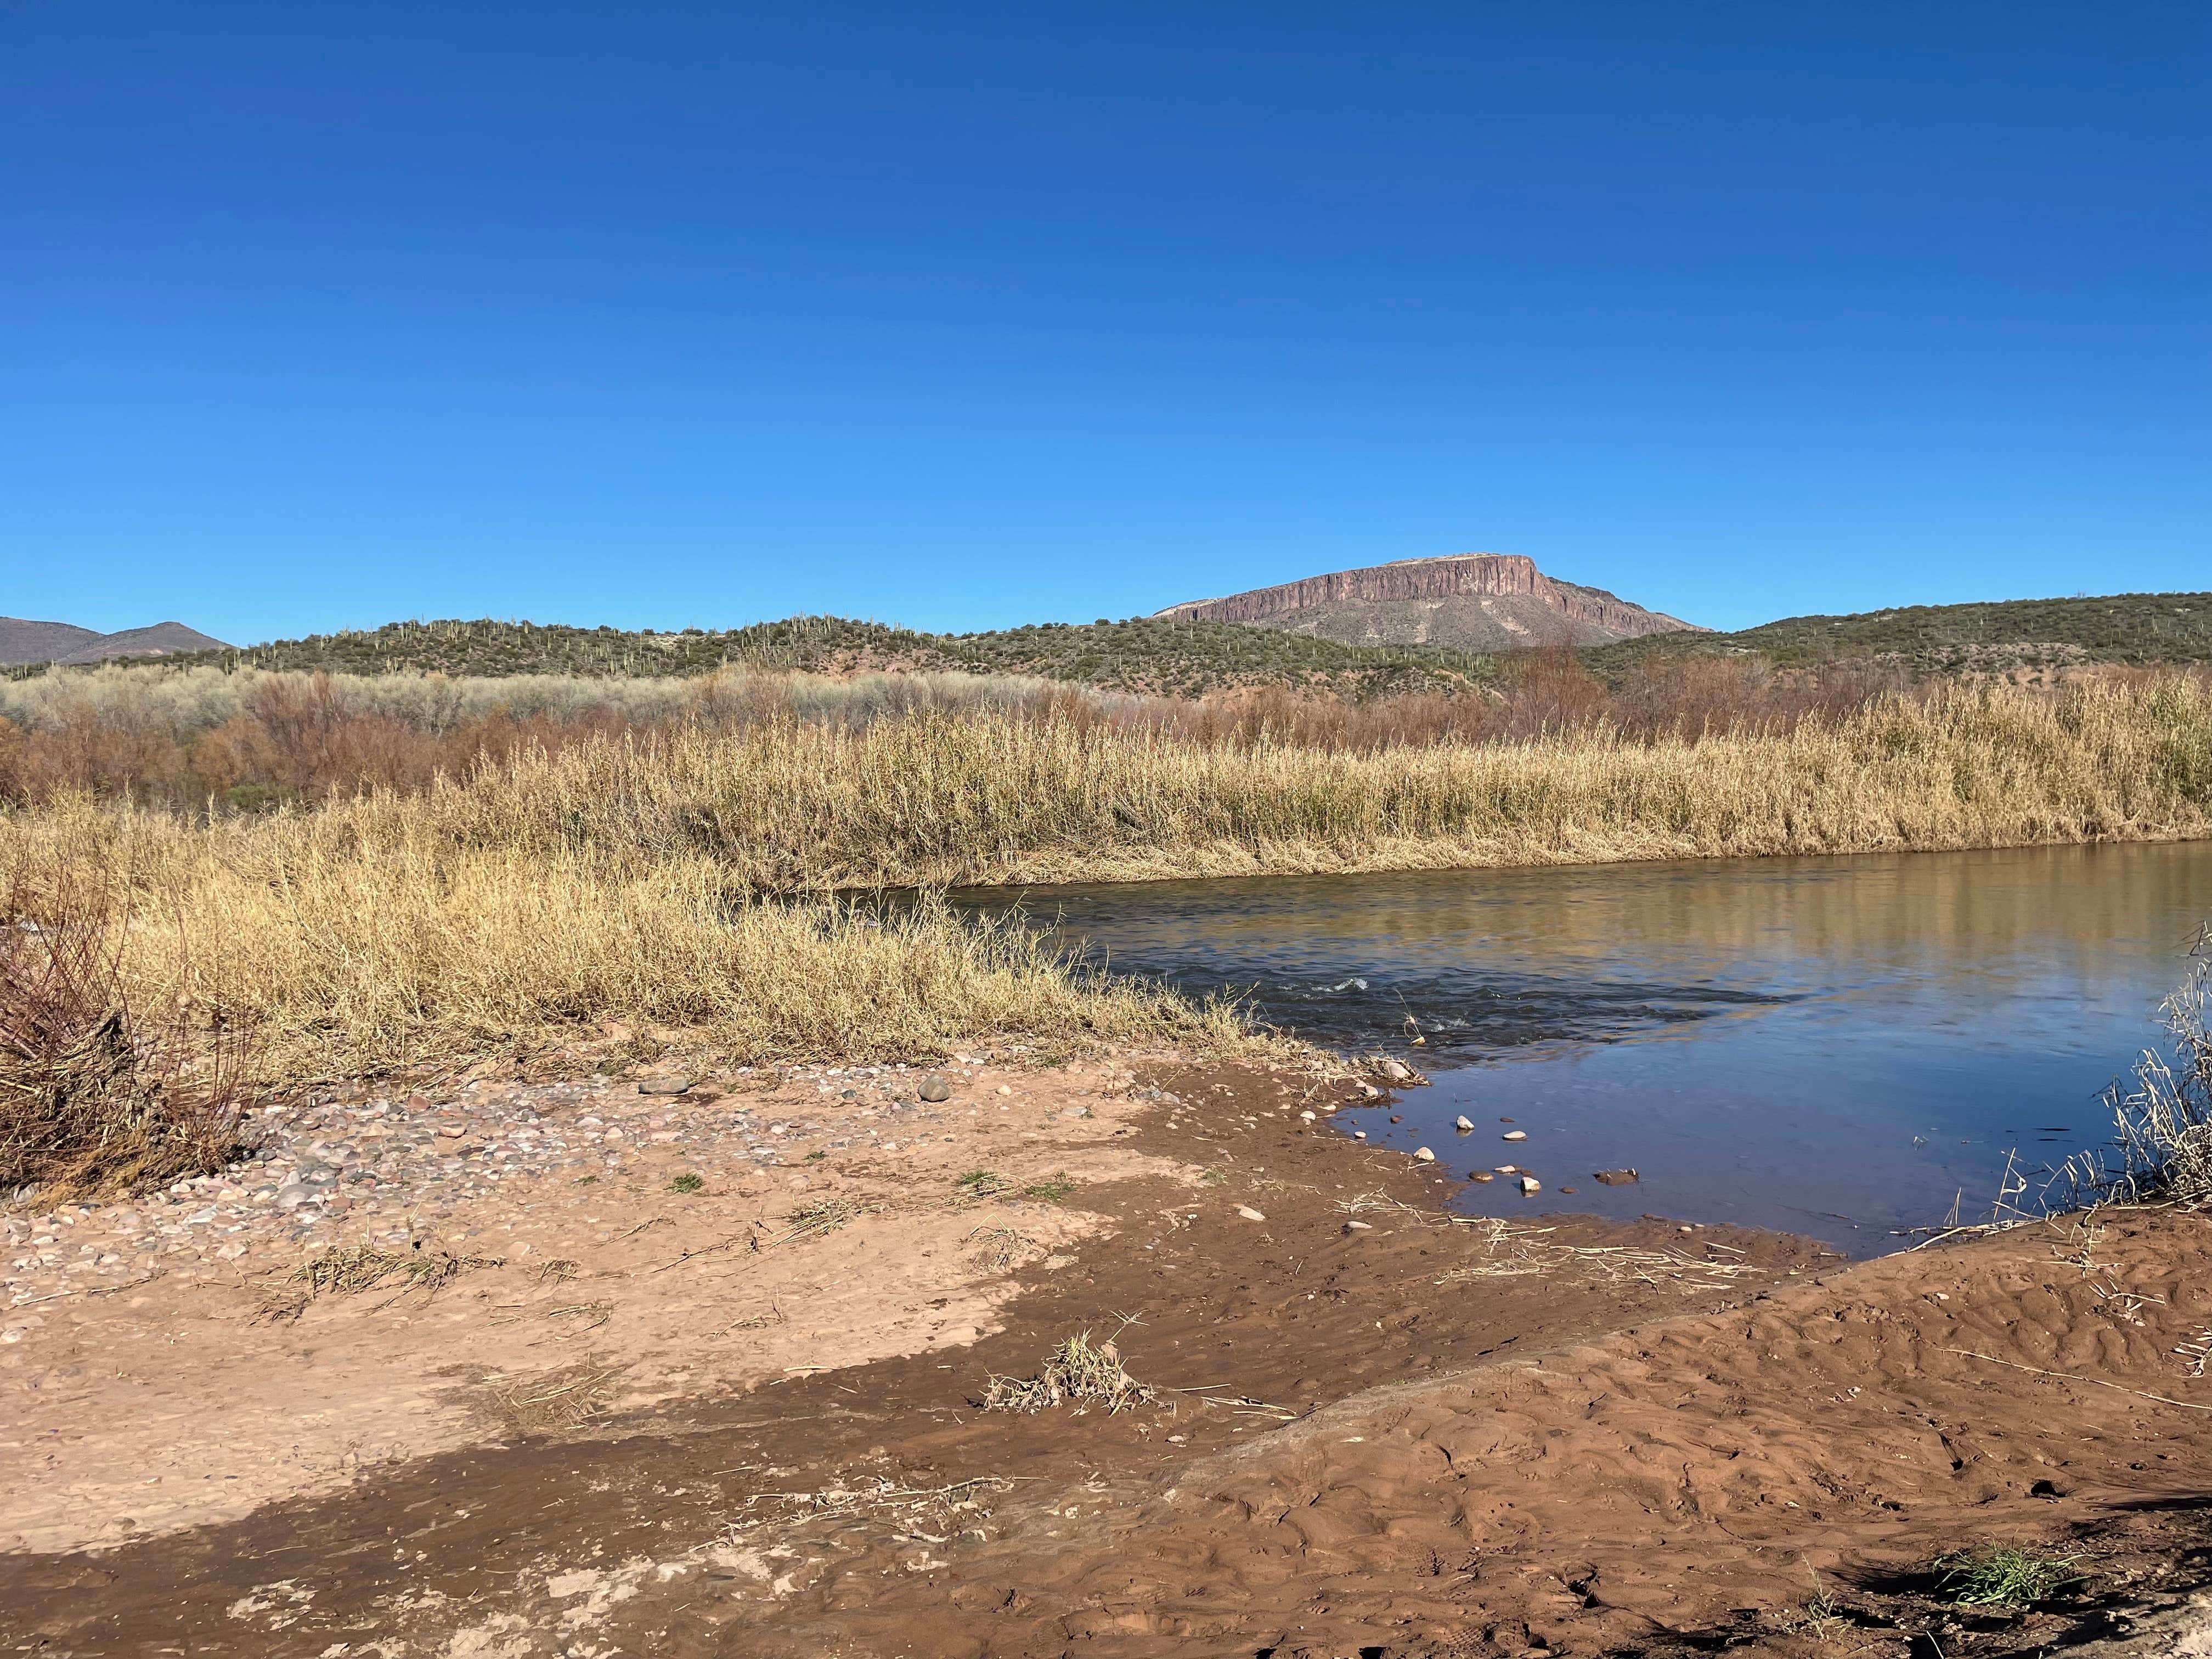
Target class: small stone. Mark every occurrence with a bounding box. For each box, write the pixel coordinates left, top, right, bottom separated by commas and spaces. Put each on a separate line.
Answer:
1376, 1059, 1413, 1081
917, 1077, 952, 1103
1519, 1176, 1542, 1195
1299, 1110, 1316, 1122
437, 1125, 466, 1139
1454, 1116, 1475, 1132
1469, 1171, 1494, 1182
1413, 1147, 1436, 1163
1594, 1169, 1640, 1186
1342, 1220, 1374, 1233
1501, 1130, 1527, 1142
1494, 1165, 1517, 1174
637, 1077, 694, 1097
996, 1085, 1013, 1096
1235, 1205, 1267, 1222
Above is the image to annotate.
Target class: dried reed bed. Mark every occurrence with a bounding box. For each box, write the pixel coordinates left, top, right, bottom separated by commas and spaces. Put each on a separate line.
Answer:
340, 676, 2212, 889
0, 804, 1239, 1080
1, 676, 2204, 1086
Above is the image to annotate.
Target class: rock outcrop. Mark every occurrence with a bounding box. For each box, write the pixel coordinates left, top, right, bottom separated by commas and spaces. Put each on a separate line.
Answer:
1156, 553, 1700, 650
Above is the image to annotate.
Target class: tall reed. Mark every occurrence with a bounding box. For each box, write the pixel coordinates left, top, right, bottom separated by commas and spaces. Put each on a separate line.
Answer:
336, 676, 2212, 889
2, 675, 2205, 1082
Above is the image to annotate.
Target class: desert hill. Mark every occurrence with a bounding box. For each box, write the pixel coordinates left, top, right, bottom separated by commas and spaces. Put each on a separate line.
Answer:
1586, 589, 2212, 678
0, 617, 232, 668
1155, 552, 1703, 649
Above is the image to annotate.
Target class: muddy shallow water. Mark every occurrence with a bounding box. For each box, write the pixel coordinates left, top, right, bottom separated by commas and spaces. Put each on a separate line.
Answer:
955, 840, 2212, 1252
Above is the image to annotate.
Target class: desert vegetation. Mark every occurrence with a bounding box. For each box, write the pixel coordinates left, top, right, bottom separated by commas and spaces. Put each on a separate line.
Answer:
3, 660, 2209, 1198
0, 650, 2171, 812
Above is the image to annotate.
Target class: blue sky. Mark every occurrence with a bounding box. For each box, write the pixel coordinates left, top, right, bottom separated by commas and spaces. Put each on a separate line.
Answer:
3, 2, 2205, 644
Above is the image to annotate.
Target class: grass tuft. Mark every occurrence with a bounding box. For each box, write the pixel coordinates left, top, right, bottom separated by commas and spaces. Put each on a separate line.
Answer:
1932, 1545, 2083, 1607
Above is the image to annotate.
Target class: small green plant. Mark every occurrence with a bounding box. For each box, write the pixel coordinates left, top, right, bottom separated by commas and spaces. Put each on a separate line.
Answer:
1776, 1570, 1849, 1641
574, 1174, 599, 1186
1199, 1168, 1226, 1184
1932, 1545, 2083, 1607
804, 1149, 827, 1162
957, 1169, 1006, 1195
668, 1172, 705, 1194
1023, 1173, 1075, 1201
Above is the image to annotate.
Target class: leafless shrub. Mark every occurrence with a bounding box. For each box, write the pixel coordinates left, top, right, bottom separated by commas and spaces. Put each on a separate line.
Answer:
2097, 926, 2212, 1208
0, 861, 246, 1201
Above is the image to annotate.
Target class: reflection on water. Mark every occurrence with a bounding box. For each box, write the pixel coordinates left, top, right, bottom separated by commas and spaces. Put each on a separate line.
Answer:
949, 842, 2212, 1255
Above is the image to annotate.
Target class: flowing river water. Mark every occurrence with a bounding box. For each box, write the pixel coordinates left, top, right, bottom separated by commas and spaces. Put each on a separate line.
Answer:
951, 841, 2212, 1255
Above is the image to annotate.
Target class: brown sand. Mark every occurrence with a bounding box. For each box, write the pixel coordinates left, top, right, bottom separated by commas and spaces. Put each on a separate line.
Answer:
5, 1057, 2212, 1657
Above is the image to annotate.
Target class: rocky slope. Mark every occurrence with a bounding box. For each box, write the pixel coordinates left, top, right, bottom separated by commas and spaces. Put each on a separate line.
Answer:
1156, 552, 1702, 648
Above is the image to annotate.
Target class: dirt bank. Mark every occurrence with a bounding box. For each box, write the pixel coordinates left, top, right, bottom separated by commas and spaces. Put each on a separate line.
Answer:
5, 1057, 2211, 1657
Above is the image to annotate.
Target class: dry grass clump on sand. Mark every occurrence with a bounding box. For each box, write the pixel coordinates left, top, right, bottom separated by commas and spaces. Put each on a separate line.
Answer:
982, 1329, 1159, 1415
330, 675, 2212, 889
2101, 926, 2212, 1207
0, 861, 245, 1200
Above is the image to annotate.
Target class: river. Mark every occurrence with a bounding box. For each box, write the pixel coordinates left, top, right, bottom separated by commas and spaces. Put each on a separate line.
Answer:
951, 841, 2212, 1254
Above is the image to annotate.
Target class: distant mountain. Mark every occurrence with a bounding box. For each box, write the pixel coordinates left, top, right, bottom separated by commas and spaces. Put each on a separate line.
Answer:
0, 617, 232, 668
1154, 553, 1703, 649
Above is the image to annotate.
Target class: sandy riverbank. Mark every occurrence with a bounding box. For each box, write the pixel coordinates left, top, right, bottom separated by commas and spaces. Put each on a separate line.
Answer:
6, 1052, 2212, 1657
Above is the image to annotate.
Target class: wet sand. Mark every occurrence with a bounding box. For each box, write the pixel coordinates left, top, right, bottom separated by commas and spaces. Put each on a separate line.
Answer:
5, 1054, 2211, 1657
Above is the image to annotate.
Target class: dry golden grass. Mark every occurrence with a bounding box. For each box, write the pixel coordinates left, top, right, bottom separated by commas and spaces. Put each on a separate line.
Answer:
0, 804, 1240, 1081
1, 676, 2205, 1086
327, 675, 2212, 888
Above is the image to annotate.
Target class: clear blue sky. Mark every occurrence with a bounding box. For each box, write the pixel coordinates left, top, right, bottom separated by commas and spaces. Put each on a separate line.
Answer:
4, 2, 2205, 644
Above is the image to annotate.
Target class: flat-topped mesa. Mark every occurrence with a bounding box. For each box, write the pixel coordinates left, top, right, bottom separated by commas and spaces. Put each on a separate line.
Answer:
1155, 554, 1701, 651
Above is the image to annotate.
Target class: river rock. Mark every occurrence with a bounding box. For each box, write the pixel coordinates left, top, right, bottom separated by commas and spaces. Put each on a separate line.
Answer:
1469, 1170, 1494, 1182
1594, 1169, 1640, 1186
1236, 1205, 1267, 1222
1519, 1175, 1542, 1194
1454, 1116, 1475, 1131
637, 1077, 694, 1096
1376, 1058, 1413, 1081
917, 1076, 952, 1103
1413, 1147, 1436, 1163
1502, 1130, 1527, 1142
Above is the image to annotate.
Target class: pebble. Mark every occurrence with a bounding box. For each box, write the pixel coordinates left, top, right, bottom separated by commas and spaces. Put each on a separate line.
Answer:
1413, 1147, 1436, 1163
917, 1077, 952, 1103
1342, 1220, 1374, 1233
1375, 1058, 1413, 1081
1594, 1169, 1640, 1186
1235, 1206, 1267, 1222
636, 1077, 694, 1097
1502, 1130, 1527, 1142
1454, 1116, 1474, 1132
1519, 1176, 1542, 1194
1469, 1171, 1494, 1182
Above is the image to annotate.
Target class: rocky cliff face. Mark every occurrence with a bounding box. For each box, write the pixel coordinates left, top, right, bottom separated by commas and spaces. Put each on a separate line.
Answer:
1155, 554, 1699, 650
